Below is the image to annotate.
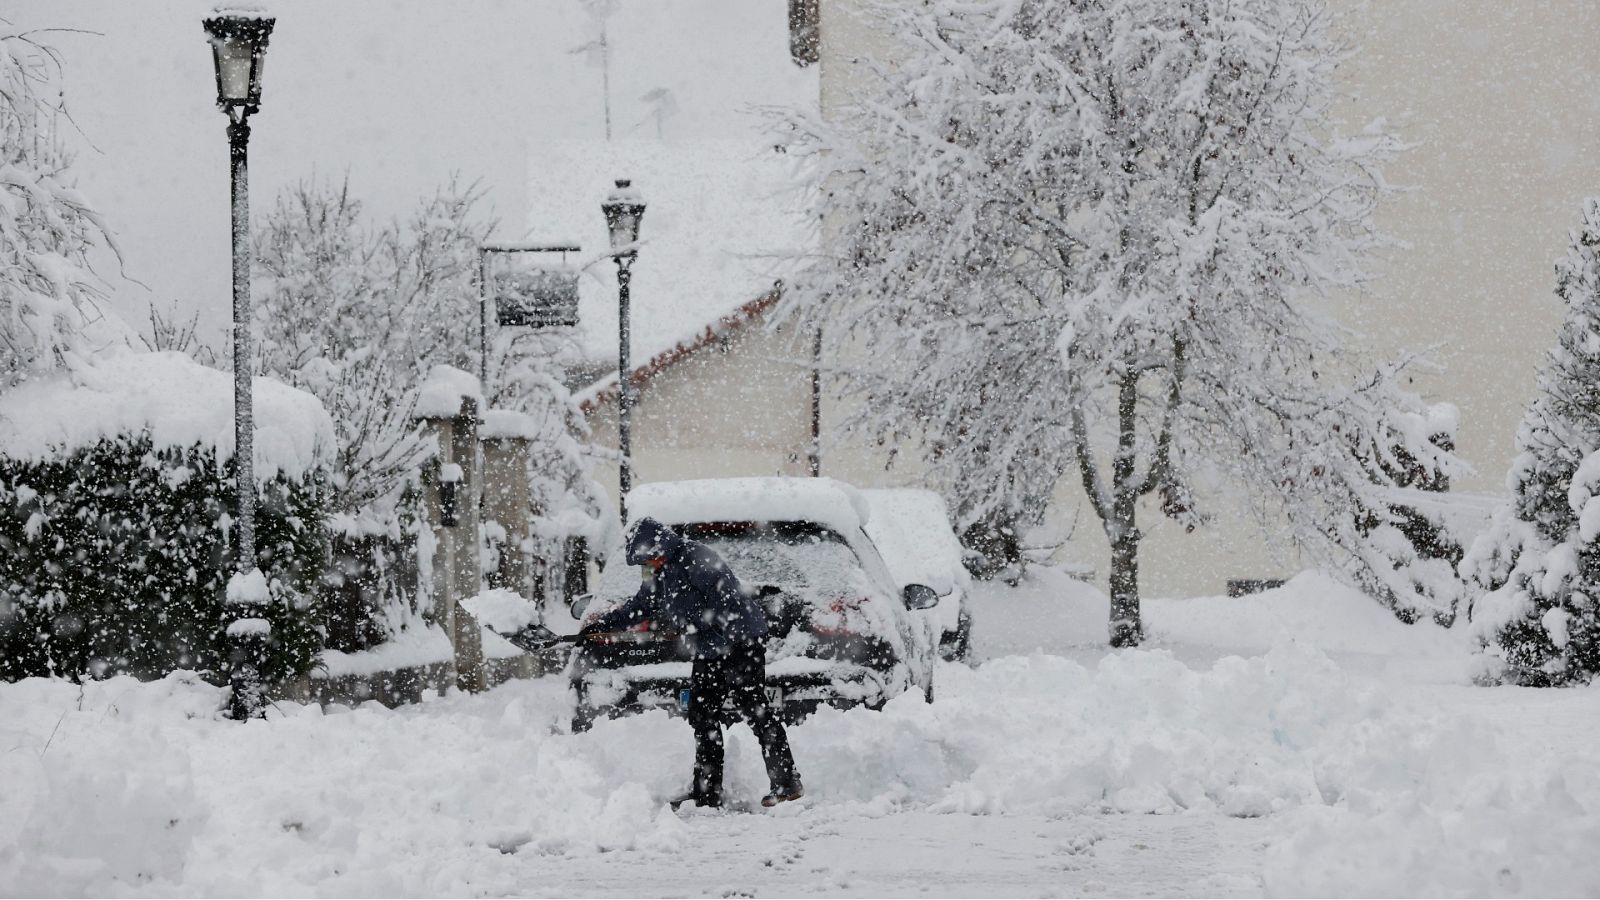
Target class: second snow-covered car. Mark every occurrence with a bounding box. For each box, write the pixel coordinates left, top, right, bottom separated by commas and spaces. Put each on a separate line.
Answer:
567, 477, 942, 732
861, 488, 974, 660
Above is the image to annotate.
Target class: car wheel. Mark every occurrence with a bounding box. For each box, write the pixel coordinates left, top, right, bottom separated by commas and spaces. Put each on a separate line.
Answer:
576, 704, 601, 733
942, 610, 973, 662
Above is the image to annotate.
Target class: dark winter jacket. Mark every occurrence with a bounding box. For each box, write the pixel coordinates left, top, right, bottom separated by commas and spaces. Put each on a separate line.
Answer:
590, 517, 768, 659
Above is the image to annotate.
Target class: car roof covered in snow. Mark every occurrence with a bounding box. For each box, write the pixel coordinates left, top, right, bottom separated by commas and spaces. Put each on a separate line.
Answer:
628, 477, 871, 538
860, 488, 970, 592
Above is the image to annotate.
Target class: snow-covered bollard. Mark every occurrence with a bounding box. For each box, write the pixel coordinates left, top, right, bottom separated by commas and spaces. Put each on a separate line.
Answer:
414, 365, 486, 693
225, 568, 273, 718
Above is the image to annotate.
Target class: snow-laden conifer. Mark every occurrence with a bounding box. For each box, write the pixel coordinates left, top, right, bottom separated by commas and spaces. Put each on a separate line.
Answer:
1463, 199, 1600, 684
777, 0, 1453, 645
0, 29, 118, 387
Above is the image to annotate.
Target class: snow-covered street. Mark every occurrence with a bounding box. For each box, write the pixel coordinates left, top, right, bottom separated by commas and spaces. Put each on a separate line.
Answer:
5, 571, 1598, 897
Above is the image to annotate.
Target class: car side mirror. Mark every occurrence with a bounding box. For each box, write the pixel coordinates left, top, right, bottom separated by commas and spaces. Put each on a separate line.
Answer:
568, 593, 594, 619
902, 583, 939, 611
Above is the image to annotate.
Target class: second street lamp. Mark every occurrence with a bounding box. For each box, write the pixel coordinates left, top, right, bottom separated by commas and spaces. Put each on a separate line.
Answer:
203, 7, 274, 720
602, 179, 646, 526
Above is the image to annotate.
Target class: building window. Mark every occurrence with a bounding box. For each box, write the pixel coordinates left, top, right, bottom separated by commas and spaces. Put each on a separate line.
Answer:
790, 0, 820, 67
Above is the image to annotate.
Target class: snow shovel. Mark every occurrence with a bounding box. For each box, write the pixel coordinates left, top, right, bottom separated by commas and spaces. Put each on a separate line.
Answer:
507, 629, 583, 653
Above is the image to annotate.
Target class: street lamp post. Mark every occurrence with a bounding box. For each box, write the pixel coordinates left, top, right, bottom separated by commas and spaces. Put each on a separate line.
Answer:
601, 179, 646, 526
204, 9, 274, 719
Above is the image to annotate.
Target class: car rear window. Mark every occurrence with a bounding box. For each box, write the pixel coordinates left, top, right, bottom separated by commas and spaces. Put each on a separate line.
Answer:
680, 521, 863, 602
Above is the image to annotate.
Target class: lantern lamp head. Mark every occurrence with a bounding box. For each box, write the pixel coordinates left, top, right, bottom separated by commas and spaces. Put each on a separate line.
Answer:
203, 10, 275, 114
602, 179, 647, 257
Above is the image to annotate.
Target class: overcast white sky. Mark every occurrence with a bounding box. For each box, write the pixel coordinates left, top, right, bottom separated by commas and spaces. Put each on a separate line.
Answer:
4, 0, 811, 339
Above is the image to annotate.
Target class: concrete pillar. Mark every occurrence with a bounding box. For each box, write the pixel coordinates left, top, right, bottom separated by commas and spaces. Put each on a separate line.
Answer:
416, 392, 485, 693
481, 412, 536, 610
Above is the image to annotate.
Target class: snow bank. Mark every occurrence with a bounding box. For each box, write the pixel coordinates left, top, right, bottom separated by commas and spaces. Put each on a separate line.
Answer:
0, 350, 333, 480
3, 639, 1597, 896
315, 626, 452, 679
971, 566, 1466, 662
1145, 571, 1464, 658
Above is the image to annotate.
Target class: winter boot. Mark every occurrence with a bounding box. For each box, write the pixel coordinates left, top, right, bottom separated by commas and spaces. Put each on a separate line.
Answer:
760, 782, 803, 808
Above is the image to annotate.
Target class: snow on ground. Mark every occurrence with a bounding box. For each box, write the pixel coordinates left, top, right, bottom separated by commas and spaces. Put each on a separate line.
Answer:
3, 570, 1600, 896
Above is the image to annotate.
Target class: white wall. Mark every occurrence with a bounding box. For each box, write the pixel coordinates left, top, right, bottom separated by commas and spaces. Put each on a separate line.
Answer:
586, 319, 815, 505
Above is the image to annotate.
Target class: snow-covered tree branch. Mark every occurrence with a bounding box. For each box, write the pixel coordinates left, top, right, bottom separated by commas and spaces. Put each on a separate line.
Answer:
252, 176, 604, 543
0, 28, 119, 388
776, 0, 1456, 645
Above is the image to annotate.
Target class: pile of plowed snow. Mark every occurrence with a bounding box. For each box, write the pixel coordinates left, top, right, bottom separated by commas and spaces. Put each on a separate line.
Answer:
4, 629, 1599, 895
973, 567, 1466, 661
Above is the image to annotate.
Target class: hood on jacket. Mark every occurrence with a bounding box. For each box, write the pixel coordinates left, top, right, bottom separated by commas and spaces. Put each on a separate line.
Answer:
625, 516, 682, 565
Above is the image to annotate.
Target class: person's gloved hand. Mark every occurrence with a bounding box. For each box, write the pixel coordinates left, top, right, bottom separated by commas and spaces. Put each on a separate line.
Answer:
578, 618, 606, 637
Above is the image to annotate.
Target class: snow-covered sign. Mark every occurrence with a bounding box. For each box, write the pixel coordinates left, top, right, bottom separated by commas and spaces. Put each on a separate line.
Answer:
485, 245, 581, 329
495, 268, 579, 328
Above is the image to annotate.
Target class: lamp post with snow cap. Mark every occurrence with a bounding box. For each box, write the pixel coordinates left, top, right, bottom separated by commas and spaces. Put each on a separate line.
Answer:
204, 7, 274, 719
602, 179, 645, 526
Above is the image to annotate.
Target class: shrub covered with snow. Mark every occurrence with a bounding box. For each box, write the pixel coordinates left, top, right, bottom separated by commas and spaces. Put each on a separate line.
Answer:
0, 352, 333, 683
321, 519, 422, 654
0, 435, 327, 682
1463, 199, 1600, 685
1348, 404, 1469, 623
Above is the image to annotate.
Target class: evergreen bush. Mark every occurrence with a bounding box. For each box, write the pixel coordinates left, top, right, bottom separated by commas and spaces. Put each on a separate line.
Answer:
0, 434, 327, 683
1463, 198, 1600, 684
321, 517, 421, 654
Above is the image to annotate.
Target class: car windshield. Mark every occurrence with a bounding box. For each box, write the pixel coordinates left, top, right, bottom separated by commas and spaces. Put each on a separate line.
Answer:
680, 521, 862, 603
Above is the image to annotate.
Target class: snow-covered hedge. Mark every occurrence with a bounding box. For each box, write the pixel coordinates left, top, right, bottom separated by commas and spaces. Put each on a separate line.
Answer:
0, 352, 334, 684
321, 516, 423, 654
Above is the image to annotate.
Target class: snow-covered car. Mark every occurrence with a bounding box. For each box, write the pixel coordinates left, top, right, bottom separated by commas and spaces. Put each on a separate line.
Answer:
566, 477, 941, 732
861, 488, 974, 660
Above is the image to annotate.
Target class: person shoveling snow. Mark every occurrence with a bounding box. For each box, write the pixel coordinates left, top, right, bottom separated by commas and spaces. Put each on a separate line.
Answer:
582, 516, 804, 810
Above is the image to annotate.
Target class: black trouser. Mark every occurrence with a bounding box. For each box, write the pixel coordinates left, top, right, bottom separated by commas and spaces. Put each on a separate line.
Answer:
687, 640, 799, 807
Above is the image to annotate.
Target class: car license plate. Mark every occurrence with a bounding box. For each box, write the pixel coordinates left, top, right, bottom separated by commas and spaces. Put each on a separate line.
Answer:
765, 686, 782, 706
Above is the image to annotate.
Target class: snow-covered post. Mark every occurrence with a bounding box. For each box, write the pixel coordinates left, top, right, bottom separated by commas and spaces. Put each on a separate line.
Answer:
416, 366, 486, 693
481, 411, 538, 606
204, 7, 276, 718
